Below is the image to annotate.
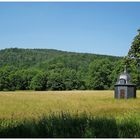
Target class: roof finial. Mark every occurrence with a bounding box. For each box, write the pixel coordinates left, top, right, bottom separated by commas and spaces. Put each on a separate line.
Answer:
124, 65, 127, 73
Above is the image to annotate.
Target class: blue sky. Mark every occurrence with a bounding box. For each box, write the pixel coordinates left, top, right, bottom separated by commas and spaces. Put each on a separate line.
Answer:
0, 2, 140, 56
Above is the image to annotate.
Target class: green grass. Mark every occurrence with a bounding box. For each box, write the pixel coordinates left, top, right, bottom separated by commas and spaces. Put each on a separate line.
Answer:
0, 90, 140, 137
0, 113, 140, 138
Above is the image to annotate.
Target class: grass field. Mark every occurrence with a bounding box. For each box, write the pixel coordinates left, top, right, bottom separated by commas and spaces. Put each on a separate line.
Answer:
0, 90, 140, 120
0, 90, 140, 137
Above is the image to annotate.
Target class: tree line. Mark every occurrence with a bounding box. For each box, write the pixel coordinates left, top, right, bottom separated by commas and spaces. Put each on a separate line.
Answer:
0, 57, 124, 91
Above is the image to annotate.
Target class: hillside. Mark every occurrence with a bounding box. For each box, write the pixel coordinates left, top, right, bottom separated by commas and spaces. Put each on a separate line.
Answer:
0, 48, 123, 91
0, 48, 121, 68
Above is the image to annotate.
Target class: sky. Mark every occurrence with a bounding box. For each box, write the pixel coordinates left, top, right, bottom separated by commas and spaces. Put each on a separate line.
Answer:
0, 2, 140, 56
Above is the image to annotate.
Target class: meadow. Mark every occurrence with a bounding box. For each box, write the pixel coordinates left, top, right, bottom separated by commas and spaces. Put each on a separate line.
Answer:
0, 90, 140, 138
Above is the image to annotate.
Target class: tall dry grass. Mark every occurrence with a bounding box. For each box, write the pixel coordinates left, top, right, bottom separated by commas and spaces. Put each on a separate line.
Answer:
0, 90, 140, 120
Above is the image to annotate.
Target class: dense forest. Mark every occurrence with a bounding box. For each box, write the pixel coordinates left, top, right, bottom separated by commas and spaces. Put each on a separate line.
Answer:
0, 47, 139, 91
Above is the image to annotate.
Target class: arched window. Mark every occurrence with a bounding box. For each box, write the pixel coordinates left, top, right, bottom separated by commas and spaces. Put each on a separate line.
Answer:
119, 78, 126, 84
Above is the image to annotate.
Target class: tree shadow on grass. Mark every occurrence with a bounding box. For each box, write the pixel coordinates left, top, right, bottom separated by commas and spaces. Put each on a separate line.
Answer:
0, 113, 139, 138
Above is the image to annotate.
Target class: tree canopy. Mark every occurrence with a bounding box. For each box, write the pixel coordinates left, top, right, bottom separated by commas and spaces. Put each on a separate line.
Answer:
128, 29, 140, 60
0, 48, 122, 91
125, 29, 140, 88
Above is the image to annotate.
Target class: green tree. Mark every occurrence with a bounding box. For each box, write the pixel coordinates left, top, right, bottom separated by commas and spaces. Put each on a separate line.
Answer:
9, 71, 23, 90
0, 66, 16, 91
88, 59, 113, 90
125, 29, 140, 88
30, 72, 48, 91
9, 69, 38, 90
21, 69, 37, 90
47, 71, 65, 90
128, 29, 140, 60
63, 69, 86, 90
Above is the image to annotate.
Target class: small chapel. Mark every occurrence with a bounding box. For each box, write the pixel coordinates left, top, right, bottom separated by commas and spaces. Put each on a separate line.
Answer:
114, 67, 136, 99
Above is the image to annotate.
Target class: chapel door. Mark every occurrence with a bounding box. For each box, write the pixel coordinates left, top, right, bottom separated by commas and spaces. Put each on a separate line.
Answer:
120, 89, 125, 98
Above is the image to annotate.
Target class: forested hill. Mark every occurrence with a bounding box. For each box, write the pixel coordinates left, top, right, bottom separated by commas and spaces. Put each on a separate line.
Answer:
0, 48, 120, 68
0, 48, 125, 91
